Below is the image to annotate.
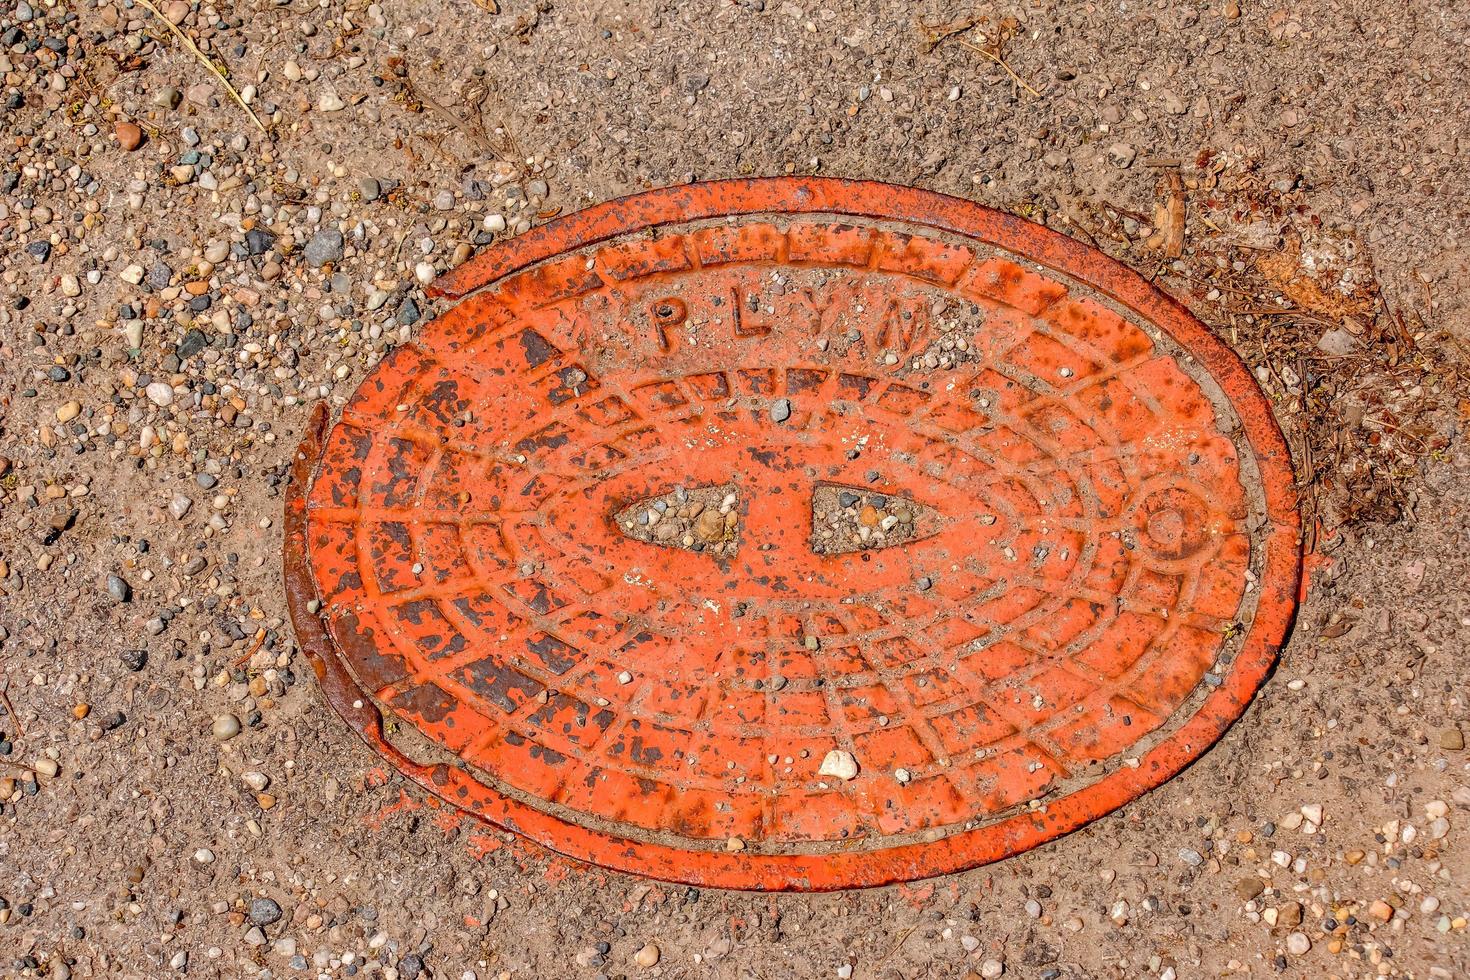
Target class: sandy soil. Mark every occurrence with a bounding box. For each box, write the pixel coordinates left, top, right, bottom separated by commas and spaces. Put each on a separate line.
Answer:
1, 1, 1468, 978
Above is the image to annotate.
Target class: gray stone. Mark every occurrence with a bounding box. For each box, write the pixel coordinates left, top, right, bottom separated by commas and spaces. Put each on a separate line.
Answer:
1316, 327, 1360, 356
304, 228, 344, 267
105, 574, 132, 603
248, 897, 283, 926
1107, 142, 1137, 167
176, 328, 208, 359
245, 228, 276, 256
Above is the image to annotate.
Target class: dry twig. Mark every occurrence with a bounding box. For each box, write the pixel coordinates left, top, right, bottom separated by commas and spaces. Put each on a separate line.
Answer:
1158, 171, 1186, 258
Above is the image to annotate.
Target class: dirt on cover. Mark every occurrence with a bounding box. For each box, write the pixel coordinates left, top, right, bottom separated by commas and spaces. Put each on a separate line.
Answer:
2, 1, 1469, 979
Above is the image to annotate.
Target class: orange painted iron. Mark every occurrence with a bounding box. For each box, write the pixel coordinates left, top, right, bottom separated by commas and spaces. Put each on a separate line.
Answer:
285, 178, 1300, 890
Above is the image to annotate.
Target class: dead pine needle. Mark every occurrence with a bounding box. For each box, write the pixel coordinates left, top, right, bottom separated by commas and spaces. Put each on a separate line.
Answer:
958, 37, 1040, 98
134, 0, 268, 135
0, 678, 21, 738
232, 629, 268, 669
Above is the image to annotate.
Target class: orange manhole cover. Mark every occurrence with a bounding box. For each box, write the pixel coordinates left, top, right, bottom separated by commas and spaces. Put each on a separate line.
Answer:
285, 178, 1301, 890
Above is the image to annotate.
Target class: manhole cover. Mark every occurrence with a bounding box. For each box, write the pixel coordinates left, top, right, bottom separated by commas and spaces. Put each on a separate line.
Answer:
285, 178, 1300, 890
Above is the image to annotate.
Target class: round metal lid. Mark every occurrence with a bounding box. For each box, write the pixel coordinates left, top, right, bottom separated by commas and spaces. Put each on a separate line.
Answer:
285, 178, 1300, 890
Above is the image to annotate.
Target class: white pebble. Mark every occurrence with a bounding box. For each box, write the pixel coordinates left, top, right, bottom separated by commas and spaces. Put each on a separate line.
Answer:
818, 749, 859, 781
145, 382, 175, 407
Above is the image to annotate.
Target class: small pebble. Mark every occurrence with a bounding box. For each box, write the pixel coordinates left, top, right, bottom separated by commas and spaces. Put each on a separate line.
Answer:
305, 228, 345, 267
248, 897, 283, 926
212, 714, 242, 741
115, 121, 144, 151
818, 749, 859, 781
105, 574, 132, 603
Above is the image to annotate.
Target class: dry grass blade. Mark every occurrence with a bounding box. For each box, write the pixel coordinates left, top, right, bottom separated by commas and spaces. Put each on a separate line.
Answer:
915, 14, 980, 53
134, 0, 268, 135
916, 15, 1040, 99
957, 37, 1040, 98
384, 57, 498, 161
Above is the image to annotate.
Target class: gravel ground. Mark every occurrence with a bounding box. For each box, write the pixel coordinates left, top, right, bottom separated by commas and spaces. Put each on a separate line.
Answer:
2, 0, 1468, 978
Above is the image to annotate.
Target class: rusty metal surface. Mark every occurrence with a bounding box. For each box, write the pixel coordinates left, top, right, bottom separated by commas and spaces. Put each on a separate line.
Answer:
284, 177, 1301, 891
